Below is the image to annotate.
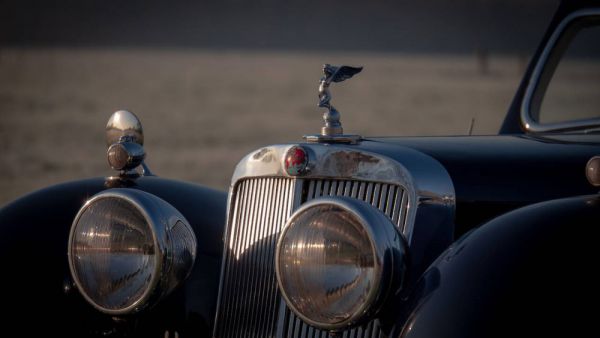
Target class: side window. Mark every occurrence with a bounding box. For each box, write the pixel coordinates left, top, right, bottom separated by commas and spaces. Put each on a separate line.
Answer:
526, 13, 600, 129
539, 23, 600, 123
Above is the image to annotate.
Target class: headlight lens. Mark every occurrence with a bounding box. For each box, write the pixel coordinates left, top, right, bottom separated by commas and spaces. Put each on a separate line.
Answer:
276, 197, 406, 330
71, 196, 155, 311
68, 189, 196, 314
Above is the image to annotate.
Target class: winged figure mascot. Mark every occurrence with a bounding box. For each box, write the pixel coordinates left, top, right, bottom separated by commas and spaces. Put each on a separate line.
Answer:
318, 64, 362, 135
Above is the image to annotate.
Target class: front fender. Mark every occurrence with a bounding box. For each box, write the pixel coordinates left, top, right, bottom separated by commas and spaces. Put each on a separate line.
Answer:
0, 177, 226, 337
393, 194, 599, 338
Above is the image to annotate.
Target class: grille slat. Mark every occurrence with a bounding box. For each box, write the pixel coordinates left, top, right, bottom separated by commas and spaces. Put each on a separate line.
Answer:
351, 181, 359, 198
239, 179, 258, 334
357, 182, 366, 200
220, 180, 246, 334
294, 317, 302, 337
372, 183, 381, 208
253, 178, 270, 336
265, 178, 279, 335
314, 180, 323, 199
330, 180, 338, 195
323, 180, 330, 195
287, 309, 294, 336
398, 189, 409, 234
379, 184, 388, 211
385, 185, 395, 216
307, 179, 316, 200
391, 189, 403, 226
235, 180, 251, 335
261, 178, 277, 336
269, 179, 294, 332
365, 320, 373, 337
216, 177, 409, 338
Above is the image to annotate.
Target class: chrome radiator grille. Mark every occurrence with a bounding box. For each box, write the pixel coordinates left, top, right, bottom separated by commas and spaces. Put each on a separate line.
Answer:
281, 310, 385, 338
215, 177, 409, 338
215, 177, 298, 338
304, 179, 409, 230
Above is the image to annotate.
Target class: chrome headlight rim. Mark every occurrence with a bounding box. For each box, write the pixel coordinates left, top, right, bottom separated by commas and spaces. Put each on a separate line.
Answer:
67, 188, 193, 315
275, 196, 406, 330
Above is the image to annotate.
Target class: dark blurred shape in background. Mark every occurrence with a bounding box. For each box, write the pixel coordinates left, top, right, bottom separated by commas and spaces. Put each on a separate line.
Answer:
1, 0, 555, 53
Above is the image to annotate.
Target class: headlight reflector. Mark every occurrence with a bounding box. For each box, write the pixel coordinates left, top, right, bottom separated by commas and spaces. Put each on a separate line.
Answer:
68, 189, 196, 314
276, 197, 406, 330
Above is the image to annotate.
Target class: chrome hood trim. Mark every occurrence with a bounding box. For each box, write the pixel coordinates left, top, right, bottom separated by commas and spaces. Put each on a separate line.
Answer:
230, 142, 455, 244
233, 144, 414, 186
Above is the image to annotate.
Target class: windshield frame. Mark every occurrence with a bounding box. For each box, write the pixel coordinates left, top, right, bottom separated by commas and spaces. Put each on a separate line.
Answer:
521, 8, 600, 133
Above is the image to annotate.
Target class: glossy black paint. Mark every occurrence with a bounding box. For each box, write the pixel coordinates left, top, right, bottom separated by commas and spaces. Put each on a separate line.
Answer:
388, 194, 600, 338
366, 134, 600, 235
0, 177, 226, 337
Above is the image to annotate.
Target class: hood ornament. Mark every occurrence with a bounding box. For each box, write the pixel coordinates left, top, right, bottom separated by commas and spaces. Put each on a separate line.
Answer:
304, 64, 363, 144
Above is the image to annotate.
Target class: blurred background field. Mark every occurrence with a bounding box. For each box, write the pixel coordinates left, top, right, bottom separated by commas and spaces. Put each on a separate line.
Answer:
0, 0, 557, 205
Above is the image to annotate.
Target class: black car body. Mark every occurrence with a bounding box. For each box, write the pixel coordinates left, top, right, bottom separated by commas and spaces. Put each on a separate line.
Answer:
1, 1, 599, 337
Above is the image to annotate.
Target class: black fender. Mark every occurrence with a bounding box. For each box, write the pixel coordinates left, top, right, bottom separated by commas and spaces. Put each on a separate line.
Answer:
0, 177, 226, 337
390, 194, 599, 338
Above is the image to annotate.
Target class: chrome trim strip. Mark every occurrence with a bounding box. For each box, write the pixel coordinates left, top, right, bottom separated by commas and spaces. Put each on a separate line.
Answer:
521, 8, 600, 133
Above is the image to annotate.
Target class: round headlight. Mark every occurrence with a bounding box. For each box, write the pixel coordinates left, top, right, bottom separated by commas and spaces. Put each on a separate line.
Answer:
68, 189, 197, 314
276, 197, 407, 330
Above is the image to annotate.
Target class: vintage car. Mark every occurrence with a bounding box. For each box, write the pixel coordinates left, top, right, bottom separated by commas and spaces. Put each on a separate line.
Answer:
1, 0, 599, 337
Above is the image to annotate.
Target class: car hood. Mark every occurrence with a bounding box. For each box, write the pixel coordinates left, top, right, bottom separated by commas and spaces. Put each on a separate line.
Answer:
358, 134, 600, 231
